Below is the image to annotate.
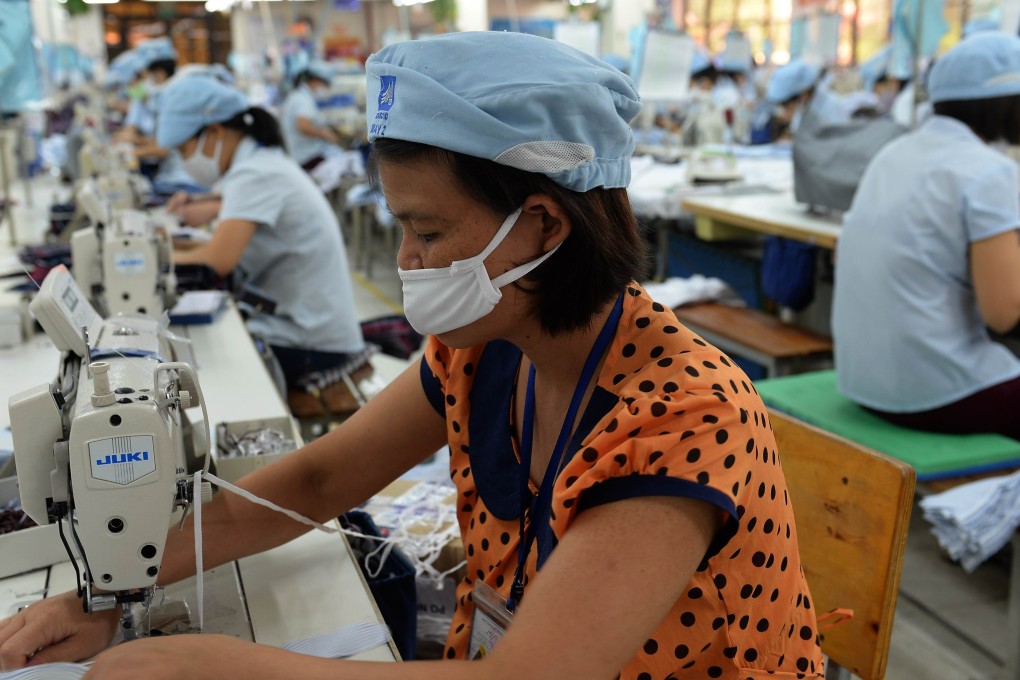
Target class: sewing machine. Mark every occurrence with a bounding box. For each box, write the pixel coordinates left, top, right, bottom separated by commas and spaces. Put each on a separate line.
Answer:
76, 130, 147, 210
7, 265, 208, 634
70, 181, 178, 317
685, 148, 744, 184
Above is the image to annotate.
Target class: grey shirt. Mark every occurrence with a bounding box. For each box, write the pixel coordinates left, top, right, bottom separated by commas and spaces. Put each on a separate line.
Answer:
218, 137, 364, 354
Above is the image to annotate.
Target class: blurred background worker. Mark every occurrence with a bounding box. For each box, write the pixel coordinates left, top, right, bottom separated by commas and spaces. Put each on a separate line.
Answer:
116, 37, 207, 197
157, 74, 365, 407
281, 60, 344, 173
756, 59, 821, 141
833, 32, 1020, 440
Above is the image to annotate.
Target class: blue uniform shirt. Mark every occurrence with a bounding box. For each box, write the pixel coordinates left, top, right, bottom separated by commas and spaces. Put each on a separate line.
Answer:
833, 115, 1020, 412
218, 137, 364, 355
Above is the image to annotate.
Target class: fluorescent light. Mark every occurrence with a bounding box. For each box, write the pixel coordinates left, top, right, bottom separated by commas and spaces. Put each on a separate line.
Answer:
392, 0, 435, 6
84, 0, 120, 4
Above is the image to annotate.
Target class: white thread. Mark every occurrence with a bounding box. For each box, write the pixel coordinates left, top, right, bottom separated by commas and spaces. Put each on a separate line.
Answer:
189, 472, 466, 629
193, 470, 204, 630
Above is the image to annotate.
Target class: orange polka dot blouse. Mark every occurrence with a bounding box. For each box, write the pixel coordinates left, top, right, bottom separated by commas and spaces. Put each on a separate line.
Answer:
420, 284, 825, 679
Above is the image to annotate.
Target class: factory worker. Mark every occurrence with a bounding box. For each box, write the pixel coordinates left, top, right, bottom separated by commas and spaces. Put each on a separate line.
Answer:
860, 46, 906, 115
281, 60, 343, 172
154, 75, 365, 400
833, 32, 1020, 440
684, 48, 729, 145
105, 49, 146, 116
763, 59, 820, 139
0, 33, 825, 679
118, 38, 207, 195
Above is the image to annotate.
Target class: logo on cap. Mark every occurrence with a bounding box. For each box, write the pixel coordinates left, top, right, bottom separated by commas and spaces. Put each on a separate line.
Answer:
378, 76, 396, 111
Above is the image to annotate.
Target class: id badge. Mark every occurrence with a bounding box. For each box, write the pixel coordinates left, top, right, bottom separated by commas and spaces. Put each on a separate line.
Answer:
468, 581, 515, 659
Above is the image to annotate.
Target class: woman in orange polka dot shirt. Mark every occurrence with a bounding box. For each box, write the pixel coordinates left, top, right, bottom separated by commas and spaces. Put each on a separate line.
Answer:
0, 33, 825, 680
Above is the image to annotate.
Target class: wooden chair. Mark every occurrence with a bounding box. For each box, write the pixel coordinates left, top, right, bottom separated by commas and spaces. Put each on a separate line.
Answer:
768, 408, 916, 680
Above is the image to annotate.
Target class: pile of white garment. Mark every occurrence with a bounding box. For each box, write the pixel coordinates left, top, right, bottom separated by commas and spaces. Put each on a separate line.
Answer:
920, 469, 1020, 572
643, 275, 744, 310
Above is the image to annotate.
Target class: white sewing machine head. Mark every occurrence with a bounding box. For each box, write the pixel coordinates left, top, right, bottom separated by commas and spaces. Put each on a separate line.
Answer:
71, 185, 177, 318
8, 266, 207, 623
685, 148, 744, 184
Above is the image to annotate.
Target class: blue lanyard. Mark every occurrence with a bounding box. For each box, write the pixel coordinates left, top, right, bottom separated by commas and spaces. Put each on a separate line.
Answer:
507, 293, 623, 612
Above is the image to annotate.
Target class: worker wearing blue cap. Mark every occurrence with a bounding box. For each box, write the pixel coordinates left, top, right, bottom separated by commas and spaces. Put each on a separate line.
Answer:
280, 59, 343, 171
156, 74, 364, 406
0, 32, 825, 680
764, 59, 821, 138
115, 38, 208, 195
835, 32, 1020, 439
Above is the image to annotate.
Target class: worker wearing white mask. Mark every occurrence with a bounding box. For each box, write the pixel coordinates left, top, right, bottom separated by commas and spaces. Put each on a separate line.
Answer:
281, 60, 344, 172
154, 74, 365, 403
0, 32, 825, 680
834, 32, 1020, 439
118, 38, 206, 195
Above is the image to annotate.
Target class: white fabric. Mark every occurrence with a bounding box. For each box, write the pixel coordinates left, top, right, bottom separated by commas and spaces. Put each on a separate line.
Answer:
218, 138, 364, 354
0, 623, 392, 679
891, 83, 933, 128
920, 470, 1020, 572
642, 275, 744, 309
308, 149, 364, 193
833, 115, 1020, 412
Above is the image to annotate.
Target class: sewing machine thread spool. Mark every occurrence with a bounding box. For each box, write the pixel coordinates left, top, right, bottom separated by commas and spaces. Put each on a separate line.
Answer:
91, 361, 116, 407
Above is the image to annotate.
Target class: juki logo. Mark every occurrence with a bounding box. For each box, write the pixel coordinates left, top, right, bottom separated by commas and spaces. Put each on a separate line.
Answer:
95, 451, 150, 466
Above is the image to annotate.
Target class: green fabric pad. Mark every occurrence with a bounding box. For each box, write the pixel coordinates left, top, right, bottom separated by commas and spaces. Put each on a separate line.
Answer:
754, 370, 1020, 481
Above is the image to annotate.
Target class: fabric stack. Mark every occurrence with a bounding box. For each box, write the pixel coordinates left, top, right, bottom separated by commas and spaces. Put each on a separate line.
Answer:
920, 469, 1020, 572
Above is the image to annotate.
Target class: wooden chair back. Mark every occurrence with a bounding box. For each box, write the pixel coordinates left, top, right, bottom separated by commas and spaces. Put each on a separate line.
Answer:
768, 408, 915, 680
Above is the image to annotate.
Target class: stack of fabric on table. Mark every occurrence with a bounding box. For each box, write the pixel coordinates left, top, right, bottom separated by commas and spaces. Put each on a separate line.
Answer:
920, 469, 1020, 572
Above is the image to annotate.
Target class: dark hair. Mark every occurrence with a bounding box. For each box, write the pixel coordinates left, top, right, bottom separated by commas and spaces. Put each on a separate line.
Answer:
369, 139, 648, 336
218, 107, 285, 148
147, 59, 176, 79
875, 73, 910, 93
933, 95, 1020, 144
295, 70, 329, 87
782, 87, 814, 107
692, 66, 718, 84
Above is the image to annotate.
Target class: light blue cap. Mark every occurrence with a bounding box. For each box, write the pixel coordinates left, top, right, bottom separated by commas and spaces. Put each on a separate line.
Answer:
963, 17, 1000, 39
301, 60, 334, 84
106, 49, 145, 86
928, 32, 1020, 103
156, 75, 249, 149
691, 48, 712, 74
601, 54, 629, 74
860, 45, 891, 91
766, 59, 821, 102
365, 31, 640, 192
137, 37, 177, 67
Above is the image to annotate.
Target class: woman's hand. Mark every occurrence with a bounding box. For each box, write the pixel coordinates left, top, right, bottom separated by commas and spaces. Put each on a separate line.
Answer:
83, 634, 324, 680
0, 591, 119, 671
165, 191, 191, 216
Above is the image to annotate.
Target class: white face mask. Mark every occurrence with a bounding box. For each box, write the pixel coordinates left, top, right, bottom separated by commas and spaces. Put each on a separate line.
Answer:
397, 207, 562, 336
181, 131, 223, 186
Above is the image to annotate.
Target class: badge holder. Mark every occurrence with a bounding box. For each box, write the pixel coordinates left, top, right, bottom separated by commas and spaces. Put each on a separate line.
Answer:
468, 581, 515, 659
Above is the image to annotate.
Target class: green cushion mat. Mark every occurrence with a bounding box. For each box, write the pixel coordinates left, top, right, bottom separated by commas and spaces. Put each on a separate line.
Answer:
754, 370, 1020, 481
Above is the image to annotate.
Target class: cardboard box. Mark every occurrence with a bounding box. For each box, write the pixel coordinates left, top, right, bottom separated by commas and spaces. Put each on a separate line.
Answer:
363, 479, 465, 580
0, 476, 73, 579
213, 416, 301, 483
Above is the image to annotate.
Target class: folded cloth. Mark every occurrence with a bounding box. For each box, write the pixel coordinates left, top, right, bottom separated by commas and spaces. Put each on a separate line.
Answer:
642, 275, 744, 310
920, 469, 1020, 572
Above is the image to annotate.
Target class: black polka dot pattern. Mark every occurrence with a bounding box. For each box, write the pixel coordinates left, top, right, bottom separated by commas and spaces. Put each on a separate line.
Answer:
420, 285, 824, 677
